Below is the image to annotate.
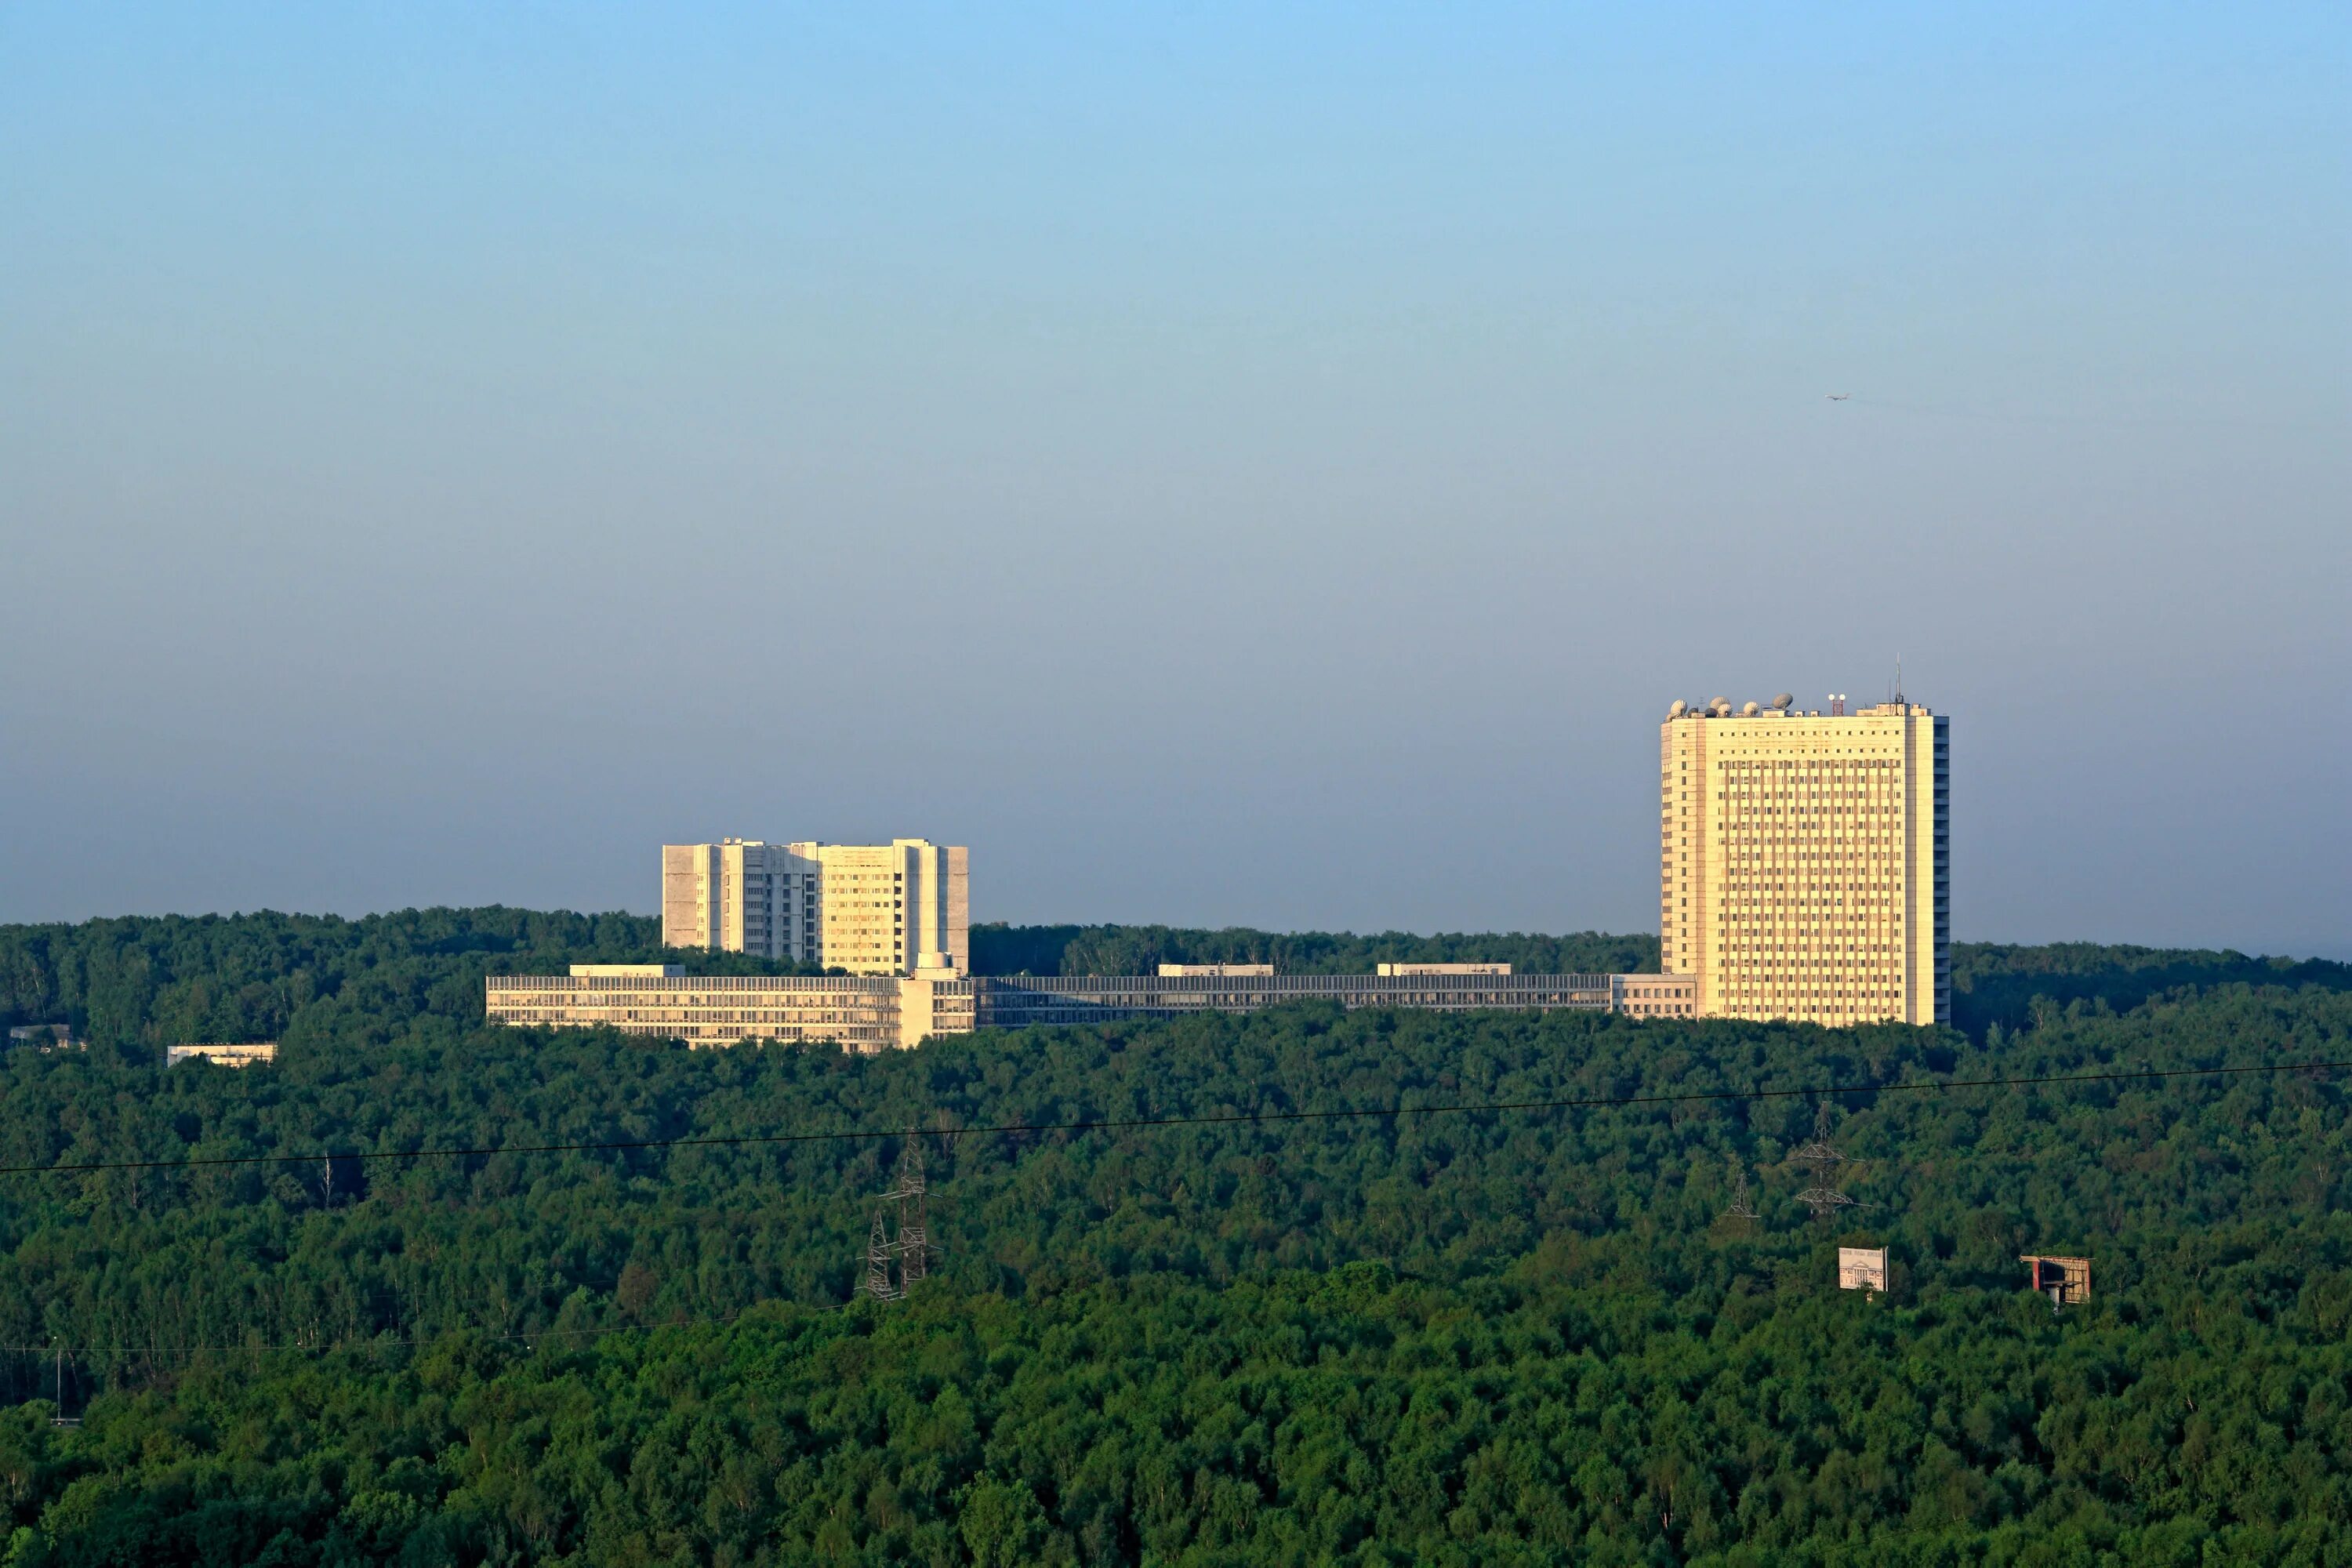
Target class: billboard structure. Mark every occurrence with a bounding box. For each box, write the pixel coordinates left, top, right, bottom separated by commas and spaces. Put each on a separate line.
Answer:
1837, 1247, 1889, 1294
2020, 1254, 2091, 1308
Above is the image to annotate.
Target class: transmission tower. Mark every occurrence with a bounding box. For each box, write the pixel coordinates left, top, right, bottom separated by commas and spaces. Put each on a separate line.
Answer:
1723, 1163, 1759, 1221
862, 1207, 900, 1301
858, 1137, 935, 1303
1792, 1102, 1864, 1220
887, 1137, 930, 1289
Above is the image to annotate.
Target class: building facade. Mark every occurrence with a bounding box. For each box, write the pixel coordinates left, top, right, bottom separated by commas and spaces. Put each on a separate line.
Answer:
791, 840, 969, 976
491, 965, 909, 1050
487, 965, 1683, 1052
662, 841, 818, 964
1661, 693, 1948, 1025
167, 1042, 278, 1068
661, 838, 970, 975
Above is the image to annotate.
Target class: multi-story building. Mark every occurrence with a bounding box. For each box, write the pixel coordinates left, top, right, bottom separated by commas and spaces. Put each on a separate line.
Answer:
662, 840, 819, 963
167, 1042, 278, 1068
1661, 691, 1948, 1025
583, 694, 1946, 1047
493, 965, 914, 1051
486, 964, 1676, 1052
662, 838, 969, 975
792, 840, 969, 977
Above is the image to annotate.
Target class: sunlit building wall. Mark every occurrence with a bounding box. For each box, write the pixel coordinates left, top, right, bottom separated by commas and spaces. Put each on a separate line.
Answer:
1661, 695, 1948, 1025
661, 839, 969, 976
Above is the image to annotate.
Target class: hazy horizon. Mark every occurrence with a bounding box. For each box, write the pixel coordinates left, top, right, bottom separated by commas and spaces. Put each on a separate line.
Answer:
5, 5, 2346, 959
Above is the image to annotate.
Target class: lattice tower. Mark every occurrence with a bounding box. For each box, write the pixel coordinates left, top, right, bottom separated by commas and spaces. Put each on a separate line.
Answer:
862, 1207, 901, 1301
1792, 1103, 1864, 1220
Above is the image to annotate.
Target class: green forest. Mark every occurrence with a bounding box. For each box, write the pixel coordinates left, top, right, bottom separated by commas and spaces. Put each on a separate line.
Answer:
0, 910, 2349, 1564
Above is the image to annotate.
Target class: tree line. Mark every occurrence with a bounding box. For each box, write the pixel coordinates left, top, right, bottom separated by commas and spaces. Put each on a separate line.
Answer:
11, 904, 2336, 1056
0, 909, 2348, 1562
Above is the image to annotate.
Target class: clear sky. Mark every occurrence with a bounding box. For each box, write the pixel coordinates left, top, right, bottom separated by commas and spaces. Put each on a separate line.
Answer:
3, 4, 2346, 955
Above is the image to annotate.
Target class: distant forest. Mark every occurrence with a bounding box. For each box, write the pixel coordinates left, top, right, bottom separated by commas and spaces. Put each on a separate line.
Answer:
0, 909, 2348, 1563
2, 905, 2341, 1055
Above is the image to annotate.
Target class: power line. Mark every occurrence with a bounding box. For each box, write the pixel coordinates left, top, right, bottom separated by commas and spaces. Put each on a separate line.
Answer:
0, 1056, 2338, 1179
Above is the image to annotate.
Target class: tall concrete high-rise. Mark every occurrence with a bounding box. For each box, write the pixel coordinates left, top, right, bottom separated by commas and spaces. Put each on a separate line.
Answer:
789, 840, 969, 977
662, 840, 818, 964
1661, 692, 1948, 1025
662, 838, 969, 976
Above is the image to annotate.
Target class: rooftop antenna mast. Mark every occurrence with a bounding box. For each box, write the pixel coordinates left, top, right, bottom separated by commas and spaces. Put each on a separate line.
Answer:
1792, 1102, 1864, 1220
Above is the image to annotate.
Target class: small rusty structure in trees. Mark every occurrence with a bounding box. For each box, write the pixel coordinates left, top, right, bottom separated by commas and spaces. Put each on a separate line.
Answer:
2020, 1254, 2090, 1310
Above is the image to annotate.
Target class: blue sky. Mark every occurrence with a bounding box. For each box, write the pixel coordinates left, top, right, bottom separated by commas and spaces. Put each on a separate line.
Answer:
3, 4, 2346, 953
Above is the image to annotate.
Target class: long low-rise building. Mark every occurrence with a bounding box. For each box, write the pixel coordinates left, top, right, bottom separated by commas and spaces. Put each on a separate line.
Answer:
486, 965, 1697, 1051
166, 1042, 279, 1068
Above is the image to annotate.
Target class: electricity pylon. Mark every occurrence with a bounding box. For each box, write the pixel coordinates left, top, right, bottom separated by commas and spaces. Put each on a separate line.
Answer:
1792, 1103, 1864, 1220
1724, 1163, 1759, 1221
887, 1137, 930, 1289
862, 1208, 900, 1301
859, 1136, 935, 1303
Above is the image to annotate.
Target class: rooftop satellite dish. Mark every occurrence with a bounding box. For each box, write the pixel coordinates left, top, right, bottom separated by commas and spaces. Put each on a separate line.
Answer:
1668, 699, 1687, 718
1741, 701, 1759, 716
1770, 693, 1794, 710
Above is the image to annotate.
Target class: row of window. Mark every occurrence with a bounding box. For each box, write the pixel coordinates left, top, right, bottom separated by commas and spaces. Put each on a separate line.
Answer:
495, 1008, 895, 1023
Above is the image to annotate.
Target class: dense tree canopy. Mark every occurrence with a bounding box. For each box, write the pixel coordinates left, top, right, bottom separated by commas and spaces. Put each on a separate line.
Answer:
0, 910, 2348, 1563
0, 908, 829, 1062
